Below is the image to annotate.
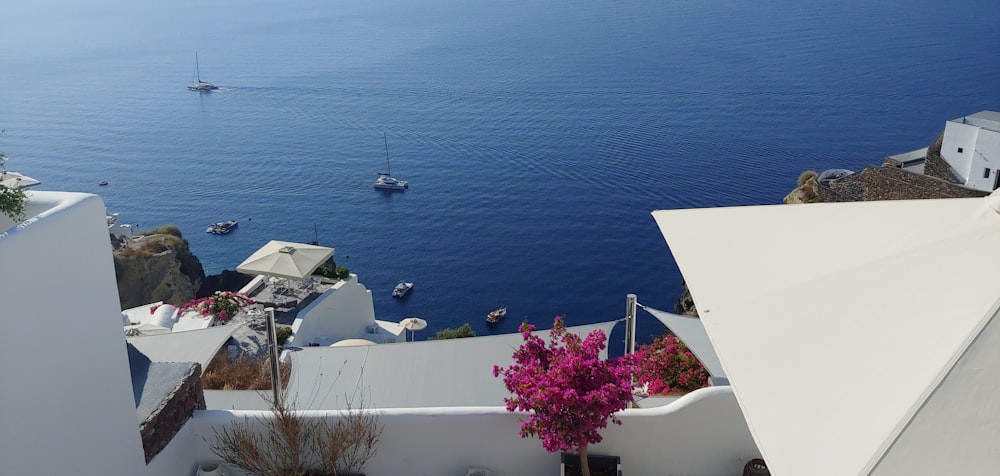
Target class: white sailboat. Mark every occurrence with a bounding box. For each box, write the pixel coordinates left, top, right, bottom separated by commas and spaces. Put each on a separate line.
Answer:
374, 132, 408, 191
187, 52, 219, 92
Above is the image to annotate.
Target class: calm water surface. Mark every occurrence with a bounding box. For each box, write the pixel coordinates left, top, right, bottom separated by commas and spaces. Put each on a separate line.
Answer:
2, 0, 998, 347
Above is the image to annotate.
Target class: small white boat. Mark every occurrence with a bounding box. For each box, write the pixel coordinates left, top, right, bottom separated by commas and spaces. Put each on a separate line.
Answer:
187, 53, 219, 92
206, 220, 238, 235
392, 281, 414, 298
375, 173, 408, 191
486, 306, 506, 324
374, 132, 408, 191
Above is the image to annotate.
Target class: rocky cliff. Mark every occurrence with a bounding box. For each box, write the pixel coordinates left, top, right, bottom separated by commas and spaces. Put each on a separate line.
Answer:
113, 225, 206, 309
784, 134, 985, 204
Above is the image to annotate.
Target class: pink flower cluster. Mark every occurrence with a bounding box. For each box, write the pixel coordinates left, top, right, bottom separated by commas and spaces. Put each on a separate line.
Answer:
493, 317, 638, 455
634, 333, 708, 395
177, 291, 253, 324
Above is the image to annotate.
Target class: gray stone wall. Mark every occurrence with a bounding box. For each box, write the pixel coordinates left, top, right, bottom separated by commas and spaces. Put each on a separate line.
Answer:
139, 363, 206, 463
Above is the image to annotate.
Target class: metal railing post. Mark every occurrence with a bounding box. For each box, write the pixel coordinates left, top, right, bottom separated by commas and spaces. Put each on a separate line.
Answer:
625, 294, 637, 356
265, 307, 282, 406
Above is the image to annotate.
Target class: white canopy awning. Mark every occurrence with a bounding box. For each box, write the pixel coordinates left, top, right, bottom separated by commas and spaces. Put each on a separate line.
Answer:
640, 305, 725, 378
652, 192, 1000, 476
127, 324, 239, 371
0, 171, 40, 188
283, 321, 620, 410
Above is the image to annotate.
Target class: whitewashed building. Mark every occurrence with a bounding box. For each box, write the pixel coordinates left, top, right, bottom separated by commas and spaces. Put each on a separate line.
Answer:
0, 190, 762, 476
940, 110, 1000, 191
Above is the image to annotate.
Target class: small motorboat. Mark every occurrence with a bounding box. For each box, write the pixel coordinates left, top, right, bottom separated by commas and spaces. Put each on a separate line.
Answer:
486, 306, 506, 324
206, 220, 238, 235
98, 180, 109, 186
392, 281, 414, 298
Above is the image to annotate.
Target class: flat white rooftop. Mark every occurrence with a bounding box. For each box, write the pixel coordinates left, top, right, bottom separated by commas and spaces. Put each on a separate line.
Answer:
952, 110, 1000, 132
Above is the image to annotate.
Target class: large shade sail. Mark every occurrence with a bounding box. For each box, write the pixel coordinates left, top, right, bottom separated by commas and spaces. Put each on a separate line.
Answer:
652, 191, 1000, 476
640, 305, 725, 379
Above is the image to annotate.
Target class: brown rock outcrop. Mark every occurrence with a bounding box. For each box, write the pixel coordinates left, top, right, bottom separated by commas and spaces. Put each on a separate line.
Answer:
113, 225, 205, 309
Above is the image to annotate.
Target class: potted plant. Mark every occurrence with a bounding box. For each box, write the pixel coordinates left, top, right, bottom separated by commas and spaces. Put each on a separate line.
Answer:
493, 317, 637, 476
209, 391, 381, 476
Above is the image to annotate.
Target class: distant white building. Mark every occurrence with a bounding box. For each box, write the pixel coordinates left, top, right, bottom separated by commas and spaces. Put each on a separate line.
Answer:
940, 110, 1000, 191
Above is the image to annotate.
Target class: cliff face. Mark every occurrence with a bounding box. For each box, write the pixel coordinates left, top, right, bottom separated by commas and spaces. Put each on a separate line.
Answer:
113, 226, 206, 309
784, 132, 987, 205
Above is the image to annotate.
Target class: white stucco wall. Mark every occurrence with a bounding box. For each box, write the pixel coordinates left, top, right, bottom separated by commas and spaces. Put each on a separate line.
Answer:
0, 192, 147, 475
150, 386, 759, 476
966, 128, 1000, 191
941, 119, 982, 186
288, 274, 379, 346
946, 124, 1000, 192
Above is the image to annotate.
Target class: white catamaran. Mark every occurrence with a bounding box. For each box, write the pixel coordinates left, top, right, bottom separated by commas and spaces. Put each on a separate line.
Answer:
374, 132, 408, 191
187, 52, 219, 92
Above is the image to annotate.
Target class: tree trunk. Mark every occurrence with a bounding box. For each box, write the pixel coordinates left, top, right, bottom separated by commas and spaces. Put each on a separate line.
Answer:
579, 445, 591, 476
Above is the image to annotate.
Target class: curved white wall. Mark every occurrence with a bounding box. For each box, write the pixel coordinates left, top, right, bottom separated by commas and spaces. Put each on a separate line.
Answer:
0, 192, 147, 475
289, 275, 378, 346
150, 386, 759, 476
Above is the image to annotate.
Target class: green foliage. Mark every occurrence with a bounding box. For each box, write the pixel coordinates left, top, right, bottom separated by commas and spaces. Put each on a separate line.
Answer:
276, 326, 293, 347
335, 266, 350, 279
798, 170, 819, 187
147, 224, 183, 238
314, 263, 336, 280
431, 323, 476, 340
0, 183, 27, 221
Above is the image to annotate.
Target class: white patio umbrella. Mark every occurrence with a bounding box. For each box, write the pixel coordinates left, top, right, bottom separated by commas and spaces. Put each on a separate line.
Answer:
399, 317, 427, 342
652, 191, 1000, 476
236, 240, 335, 281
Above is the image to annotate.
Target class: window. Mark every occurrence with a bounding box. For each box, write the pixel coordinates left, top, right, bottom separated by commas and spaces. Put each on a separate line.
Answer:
958, 147, 964, 153
985, 168, 991, 179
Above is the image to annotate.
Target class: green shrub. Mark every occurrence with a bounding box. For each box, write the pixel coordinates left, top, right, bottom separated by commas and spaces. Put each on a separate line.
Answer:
797, 170, 819, 187
276, 326, 293, 347
335, 266, 350, 279
148, 224, 183, 238
0, 183, 27, 221
431, 323, 476, 340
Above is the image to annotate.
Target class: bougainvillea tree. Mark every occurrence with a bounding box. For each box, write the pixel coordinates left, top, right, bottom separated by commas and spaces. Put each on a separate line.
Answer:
493, 317, 637, 476
634, 333, 709, 395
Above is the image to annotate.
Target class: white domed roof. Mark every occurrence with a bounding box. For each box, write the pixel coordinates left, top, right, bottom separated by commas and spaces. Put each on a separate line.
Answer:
145, 304, 178, 330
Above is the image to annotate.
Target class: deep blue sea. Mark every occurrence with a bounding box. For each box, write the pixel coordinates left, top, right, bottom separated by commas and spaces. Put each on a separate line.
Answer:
2, 0, 998, 348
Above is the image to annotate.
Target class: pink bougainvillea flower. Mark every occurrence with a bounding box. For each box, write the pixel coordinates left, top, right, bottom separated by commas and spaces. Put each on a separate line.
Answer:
495, 316, 638, 475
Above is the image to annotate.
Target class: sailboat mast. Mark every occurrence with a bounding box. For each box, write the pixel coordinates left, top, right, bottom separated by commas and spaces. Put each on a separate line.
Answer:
383, 132, 391, 175
195, 52, 202, 82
